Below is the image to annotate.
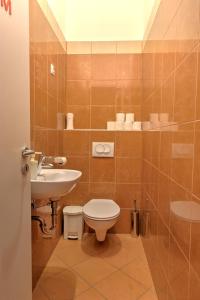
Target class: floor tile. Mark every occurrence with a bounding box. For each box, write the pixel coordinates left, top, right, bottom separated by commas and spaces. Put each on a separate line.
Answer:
100, 244, 138, 268
43, 255, 68, 277
138, 288, 158, 300
53, 237, 73, 251
33, 235, 158, 300
118, 235, 146, 259
56, 241, 93, 267
32, 286, 49, 300
73, 257, 116, 285
122, 257, 154, 288
38, 269, 89, 300
95, 271, 146, 300
80, 233, 122, 256
75, 288, 105, 300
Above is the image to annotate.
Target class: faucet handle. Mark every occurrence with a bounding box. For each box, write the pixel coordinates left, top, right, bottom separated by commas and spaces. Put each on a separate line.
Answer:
22, 147, 35, 158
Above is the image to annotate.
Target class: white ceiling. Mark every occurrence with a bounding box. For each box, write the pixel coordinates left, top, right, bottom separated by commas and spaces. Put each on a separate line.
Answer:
47, 0, 159, 41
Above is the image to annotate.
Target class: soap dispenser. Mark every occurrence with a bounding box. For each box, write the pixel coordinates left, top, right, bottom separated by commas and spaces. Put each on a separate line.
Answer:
30, 154, 38, 180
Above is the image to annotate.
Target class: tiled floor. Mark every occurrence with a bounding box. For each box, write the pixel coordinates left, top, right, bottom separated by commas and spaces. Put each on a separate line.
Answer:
33, 234, 158, 300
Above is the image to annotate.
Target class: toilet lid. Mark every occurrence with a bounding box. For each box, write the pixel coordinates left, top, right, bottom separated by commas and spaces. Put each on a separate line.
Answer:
83, 199, 120, 220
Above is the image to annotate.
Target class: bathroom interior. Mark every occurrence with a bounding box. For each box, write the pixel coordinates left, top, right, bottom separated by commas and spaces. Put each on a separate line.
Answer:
1, 0, 200, 299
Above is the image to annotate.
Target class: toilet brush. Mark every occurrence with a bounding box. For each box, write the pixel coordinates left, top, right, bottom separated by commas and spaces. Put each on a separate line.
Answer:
132, 200, 139, 237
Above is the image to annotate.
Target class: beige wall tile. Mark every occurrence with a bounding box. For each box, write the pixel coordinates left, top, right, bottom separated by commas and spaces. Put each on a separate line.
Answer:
63, 131, 90, 156
116, 132, 142, 158
116, 80, 142, 106
117, 41, 142, 54
188, 269, 200, 300
193, 122, 200, 198
116, 54, 141, 80
91, 106, 116, 129
91, 80, 116, 106
66, 105, 90, 129
168, 236, 189, 300
89, 182, 116, 200
67, 42, 92, 55
142, 2, 199, 297
171, 123, 194, 191
91, 54, 116, 80
116, 158, 142, 183
66, 81, 90, 106
190, 197, 200, 278
90, 157, 116, 183
66, 157, 90, 182
67, 55, 91, 80
157, 174, 171, 226
92, 42, 116, 54
63, 183, 90, 206
174, 52, 197, 123
116, 184, 141, 209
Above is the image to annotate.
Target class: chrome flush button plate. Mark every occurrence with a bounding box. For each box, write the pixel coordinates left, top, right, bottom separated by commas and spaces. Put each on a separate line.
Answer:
92, 142, 114, 157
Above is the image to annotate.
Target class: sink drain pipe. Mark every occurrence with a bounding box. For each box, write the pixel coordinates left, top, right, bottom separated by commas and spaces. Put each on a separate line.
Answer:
50, 200, 58, 230
31, 200, 58, 238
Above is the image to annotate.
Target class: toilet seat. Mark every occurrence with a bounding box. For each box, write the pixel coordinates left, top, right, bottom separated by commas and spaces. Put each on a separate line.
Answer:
83, 199, 120, 221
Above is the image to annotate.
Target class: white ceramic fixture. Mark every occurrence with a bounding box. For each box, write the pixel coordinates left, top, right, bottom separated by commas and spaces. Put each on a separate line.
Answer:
83, 199, 120, 241
170, 201, 200, 223
31, 169, 82, 200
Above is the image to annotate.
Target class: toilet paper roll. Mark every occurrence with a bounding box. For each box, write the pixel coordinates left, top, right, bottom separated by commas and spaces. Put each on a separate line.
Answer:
116, 121, 124, 130
150, 113, 159, 122
116, 113, 125, 122
124, 121, 133, 131
57, 113, 65, 130
132, 122, 141, 131
66, 113, 74, 130
107, 121, 116, 131
125, 113, 134, 122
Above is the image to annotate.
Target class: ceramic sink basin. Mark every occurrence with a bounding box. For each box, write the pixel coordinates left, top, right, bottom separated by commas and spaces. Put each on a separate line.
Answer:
31, 169, 82, 200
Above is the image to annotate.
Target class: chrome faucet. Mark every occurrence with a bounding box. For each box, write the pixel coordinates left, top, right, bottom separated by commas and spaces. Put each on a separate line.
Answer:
36, 153, 54, 175
35, 153, 66, 175
37, 154, 45, 175
36, 152, 45, 175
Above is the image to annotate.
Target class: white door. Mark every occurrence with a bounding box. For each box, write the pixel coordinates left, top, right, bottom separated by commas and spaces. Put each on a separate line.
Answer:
0, 1, 32, 299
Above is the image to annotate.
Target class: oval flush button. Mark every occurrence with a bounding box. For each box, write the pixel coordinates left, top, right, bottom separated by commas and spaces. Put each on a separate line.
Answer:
104, 144, 111, 153
92, 142, 114, 157
95, 144, 105, 154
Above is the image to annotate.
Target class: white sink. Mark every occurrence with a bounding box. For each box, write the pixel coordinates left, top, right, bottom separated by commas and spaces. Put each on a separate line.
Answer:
31, 169, 82, 200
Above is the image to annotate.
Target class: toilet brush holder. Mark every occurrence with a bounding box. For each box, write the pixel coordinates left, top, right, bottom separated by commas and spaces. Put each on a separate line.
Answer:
132, 200, 139, 237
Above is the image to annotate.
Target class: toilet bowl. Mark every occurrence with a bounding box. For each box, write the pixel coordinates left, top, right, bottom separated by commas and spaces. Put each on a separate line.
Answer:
83, 199, 120, 241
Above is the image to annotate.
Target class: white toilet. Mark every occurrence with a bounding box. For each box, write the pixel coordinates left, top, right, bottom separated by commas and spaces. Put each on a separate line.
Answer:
83, 199, 120, 242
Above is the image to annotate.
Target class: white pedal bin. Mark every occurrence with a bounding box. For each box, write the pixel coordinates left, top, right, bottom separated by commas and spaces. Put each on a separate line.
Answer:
63, 206, 83, 240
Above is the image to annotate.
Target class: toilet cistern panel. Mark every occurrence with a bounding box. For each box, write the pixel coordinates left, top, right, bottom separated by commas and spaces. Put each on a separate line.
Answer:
92, 142, 114, 157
